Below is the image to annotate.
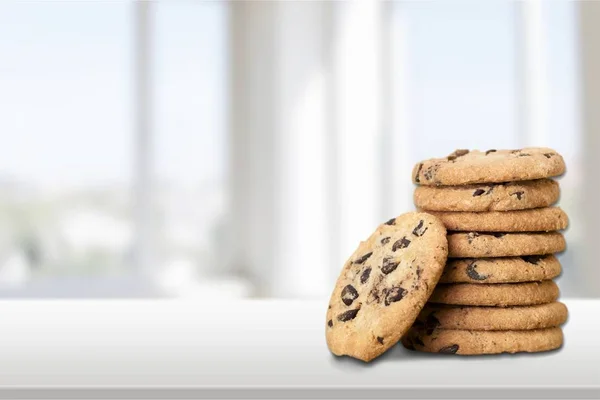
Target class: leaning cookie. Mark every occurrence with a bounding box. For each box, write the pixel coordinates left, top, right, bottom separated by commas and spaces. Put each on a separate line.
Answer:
414, 179, 560, 212
413, 148, 565, 186
428, 281, 559, 307
326, 212, 448, 362
402, 327, 563, 355
427, 207, 568, 232
447, 232, 565, 258
415, 302, 568, 331
440, 255, 561, 284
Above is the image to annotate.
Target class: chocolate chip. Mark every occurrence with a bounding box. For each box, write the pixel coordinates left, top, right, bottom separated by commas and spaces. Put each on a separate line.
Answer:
521, 255, 545, 265
360, 267, 372, 284
467, 232, 480, 244
412, 319, 425, 328
328, 319, 333, 327
392, 237, 411, 251
328, 305, 331, 309
355, 252, 373, 264
425, 313, 440, 330
544, 153, 554, 158
414, 163, 423, 183
381, 257, 400, 275
416, 266, 422, 280
366, 275, 385, 304
447, 149, 470, 161
511, 191, 524, 200
377, 336, 384, 345
404, 341, 416, 351
485, 149, 497, 155
511, 149, 521, 154
518, 153, 531, 157
385, 218, 396, 226
368, 288, 381, 304
341, 285, 359, 306
473, 189, 486, 197
466, 261, 488, 281
381, 236, 391, 245
337, 308, 359, 322
423, 166, 435, 180
412, 220, 428, 237
414, 336, 425, 346
384, 286, 407, 306
439, 344, 459, 354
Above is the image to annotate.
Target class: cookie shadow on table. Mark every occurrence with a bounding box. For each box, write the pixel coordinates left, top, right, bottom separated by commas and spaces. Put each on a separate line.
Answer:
328, 343, 437, 368
329, 342, 564, 368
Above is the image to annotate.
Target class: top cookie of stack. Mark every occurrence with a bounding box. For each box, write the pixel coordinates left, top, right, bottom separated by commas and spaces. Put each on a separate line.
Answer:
413, 148, 565, 212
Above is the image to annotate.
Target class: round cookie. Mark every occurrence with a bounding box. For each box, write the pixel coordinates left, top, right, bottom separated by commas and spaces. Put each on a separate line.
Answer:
326, 212, 448, 362
415, 302, 568, 331
447, 232, 565, 258
402, 327, 563, 355
427, 207, 568, 232
413, 148, 565, 186
414, 179, 560, 212
428, 281, 559, 307
440, 255, 561, 284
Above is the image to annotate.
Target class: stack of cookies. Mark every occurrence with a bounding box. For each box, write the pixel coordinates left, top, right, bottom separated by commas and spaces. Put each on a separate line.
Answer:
403, 148, 568, 355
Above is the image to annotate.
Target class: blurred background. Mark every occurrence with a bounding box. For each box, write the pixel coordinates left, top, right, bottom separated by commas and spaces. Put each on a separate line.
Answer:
0, 0, 597, 299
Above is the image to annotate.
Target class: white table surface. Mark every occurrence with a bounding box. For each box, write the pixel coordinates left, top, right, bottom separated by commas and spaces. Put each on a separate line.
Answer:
0, 299, 598, 399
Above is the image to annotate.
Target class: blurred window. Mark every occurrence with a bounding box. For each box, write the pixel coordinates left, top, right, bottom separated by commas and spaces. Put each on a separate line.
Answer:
0, 2, 133, 288
0, 1, 229, 296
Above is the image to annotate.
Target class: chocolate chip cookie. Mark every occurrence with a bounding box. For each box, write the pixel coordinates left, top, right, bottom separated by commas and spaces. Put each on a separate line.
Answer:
447, 232, 565, 258
414, 179, 560, 212
326, 212, 448, 362
402, 327, 563, 355
440, 255, 561, 284
428, 280, 559, 307
427, 207, 568, 232
413, 148, 565, 186
415, 302, 568, 331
